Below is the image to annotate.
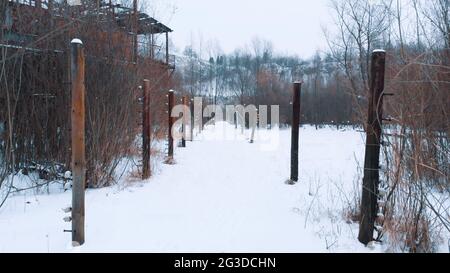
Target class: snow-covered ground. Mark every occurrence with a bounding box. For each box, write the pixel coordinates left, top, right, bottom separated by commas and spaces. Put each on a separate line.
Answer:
0, 122, 380, 253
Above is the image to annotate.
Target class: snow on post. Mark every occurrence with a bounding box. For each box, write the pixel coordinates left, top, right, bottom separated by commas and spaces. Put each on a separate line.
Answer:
71, 38, 83, 45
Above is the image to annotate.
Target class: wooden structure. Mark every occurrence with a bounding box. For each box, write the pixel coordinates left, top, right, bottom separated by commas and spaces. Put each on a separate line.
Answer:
2, 0, 175, 69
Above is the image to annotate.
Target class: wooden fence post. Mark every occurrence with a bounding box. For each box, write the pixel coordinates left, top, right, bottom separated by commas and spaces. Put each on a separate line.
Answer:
250, 110, 258, 144
70, 38, 86, 246
190, 98, 194, 141
358, 50, 386, 245
167, 90, 175, 161
289, 82, 302, 184
142, 79, 151, 179
181, 96, 188, 147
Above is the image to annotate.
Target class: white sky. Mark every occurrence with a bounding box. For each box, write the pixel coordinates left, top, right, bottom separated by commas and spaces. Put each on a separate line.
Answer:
150, 0, 333, 58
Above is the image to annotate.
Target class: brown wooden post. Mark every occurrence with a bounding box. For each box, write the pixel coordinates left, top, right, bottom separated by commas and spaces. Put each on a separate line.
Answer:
358, 50, 386, 245
289, 82, 302, 184
181, 96, 188, 148
70, 39, 86, 246
190, 97, 194, 141
167, 90, 175, 159
142, 79, 151, 179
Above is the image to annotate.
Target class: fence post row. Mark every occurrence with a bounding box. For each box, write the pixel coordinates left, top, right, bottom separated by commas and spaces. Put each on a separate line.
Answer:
142, 79, 151, 179
70, 38, 86, 246
66, 39, 386, 247
289, 82, 302, 184
358, 50, 387, 245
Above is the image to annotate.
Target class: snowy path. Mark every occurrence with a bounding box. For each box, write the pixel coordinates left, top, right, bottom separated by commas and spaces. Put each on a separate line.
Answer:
0, 123, 371, 252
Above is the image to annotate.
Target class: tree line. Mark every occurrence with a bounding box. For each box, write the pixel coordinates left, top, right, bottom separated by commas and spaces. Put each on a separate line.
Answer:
175, 38, 355, 127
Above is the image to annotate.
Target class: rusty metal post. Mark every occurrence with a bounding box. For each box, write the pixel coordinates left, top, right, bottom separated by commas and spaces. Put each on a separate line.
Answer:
167, 90, 175, 159
181, 96, 188, 148
70, 39, 86, 246
289, 82, 302, 184
358, 50, 386, 245
142, 79, 151, 179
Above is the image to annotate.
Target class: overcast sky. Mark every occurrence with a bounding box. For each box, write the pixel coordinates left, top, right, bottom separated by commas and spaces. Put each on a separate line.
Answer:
153, 0, 333, 58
